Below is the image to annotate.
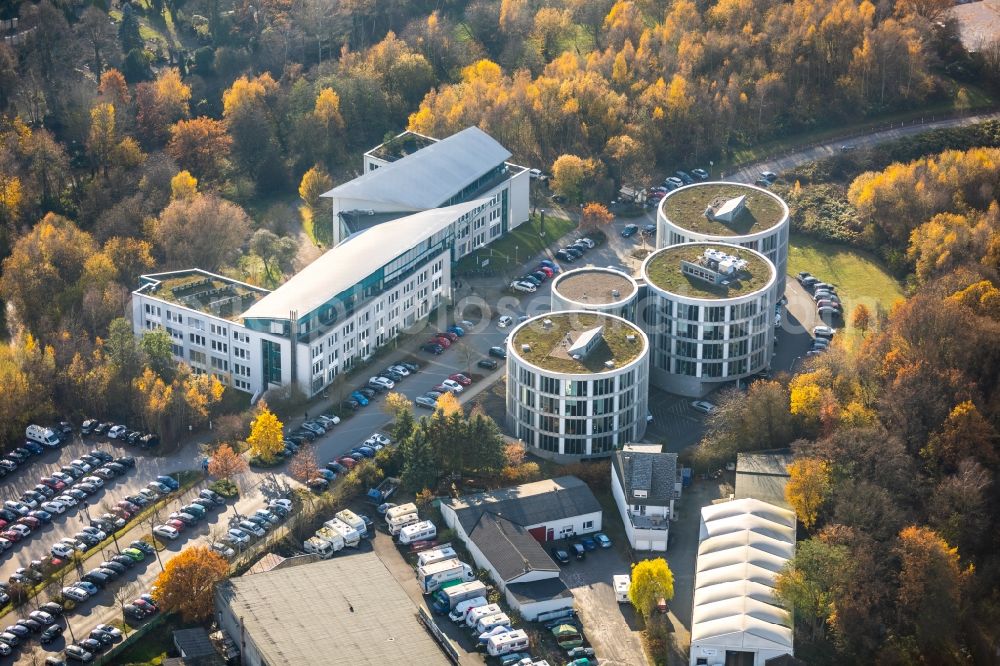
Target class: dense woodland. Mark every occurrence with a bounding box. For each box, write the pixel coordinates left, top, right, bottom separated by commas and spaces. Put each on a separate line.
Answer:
0, 0, 998, 662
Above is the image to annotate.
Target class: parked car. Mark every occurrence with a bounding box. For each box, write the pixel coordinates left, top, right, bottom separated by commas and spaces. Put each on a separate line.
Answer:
414, 395, 437, 409
497, 316, 514, 328
550, 547, 571, 565
477, 359, 499, 370
555, 250, 575, 262
595, 533, 612, 548
621, 224, 639, 237
489, 346, 507, 359
510, 280, 537, 293
152, 525, 179, 540
690, 400, 717, 414
691, 168, 710, 180
107, 425, 127, 439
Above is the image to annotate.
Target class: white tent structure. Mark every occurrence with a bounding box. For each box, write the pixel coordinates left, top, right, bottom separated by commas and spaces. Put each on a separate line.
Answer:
689, 498, 796, 666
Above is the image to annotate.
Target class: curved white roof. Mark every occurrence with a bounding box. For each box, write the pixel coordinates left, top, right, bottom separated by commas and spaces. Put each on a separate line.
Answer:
320, 126, 512, 211
691, 498, 796, 652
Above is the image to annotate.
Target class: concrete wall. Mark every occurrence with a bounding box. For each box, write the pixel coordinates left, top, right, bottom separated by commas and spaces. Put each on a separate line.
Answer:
506, 167, 531, 231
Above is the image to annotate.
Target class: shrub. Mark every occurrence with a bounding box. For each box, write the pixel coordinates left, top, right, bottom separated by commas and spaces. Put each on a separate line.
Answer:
209, 479, 239, 498
501, 462, 541, 484
558, 460, 610, 490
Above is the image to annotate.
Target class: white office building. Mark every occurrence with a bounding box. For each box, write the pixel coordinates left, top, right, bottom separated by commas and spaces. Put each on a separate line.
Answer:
656, 183, 789, 298
325, 127, 530, 252
506, 311, 649, 461
132, 127, 531, 400
640, 243, 776, 397
611, 444, 681, 552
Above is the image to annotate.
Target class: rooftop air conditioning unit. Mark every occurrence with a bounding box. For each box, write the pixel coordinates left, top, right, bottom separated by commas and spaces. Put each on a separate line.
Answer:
626, 334, 636, 342
611, 289, 620, 298
542, 319, 553, 328
571, 354, 582, 360
605, 360, 615, 368
521, 344, 531, 352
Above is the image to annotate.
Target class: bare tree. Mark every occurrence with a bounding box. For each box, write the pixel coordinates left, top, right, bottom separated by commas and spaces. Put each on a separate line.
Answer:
113, 581, 138, 637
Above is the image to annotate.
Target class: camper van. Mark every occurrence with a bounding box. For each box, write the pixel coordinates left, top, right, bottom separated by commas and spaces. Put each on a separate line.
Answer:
324, 519, 360, 548
487, 629, 530, 657
384, 503, 418, 523
398, 520, 437, 545
314, 526, 346, 552
303, 537, 335, 559
448, 596, 489, 624
387, 511, 421, 535
431, 580, 488, 614
25, 425, 61, 448
465, 603, 503, 628
417, 545, 457, 568
614, 574, 631, 603
417, 557, 474, 594
335, 509, 367, 537
476, 612, 511, 635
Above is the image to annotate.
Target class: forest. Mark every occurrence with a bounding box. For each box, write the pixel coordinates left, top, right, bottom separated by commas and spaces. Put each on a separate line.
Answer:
0, 0, 998, 662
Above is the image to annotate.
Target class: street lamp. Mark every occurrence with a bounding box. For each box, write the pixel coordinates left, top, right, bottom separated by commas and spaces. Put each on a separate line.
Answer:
515, 244, 519, 264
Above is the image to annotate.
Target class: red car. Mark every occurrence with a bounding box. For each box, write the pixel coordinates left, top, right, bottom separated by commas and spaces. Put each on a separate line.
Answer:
433, 336, 451, 348
437, 331, 458, 342
166, 518, 185, 531
117, 500, 140, 514
1, 530, 21, 543
448, 373, 472, 386
17, 516, 40, 529
536, 266, 554, 277
39, 477, 66, 492
409, 540, 439, 553
336, 457, 357, 469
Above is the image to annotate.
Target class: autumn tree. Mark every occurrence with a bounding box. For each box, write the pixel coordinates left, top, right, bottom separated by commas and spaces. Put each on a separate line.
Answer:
299, 165, 334, 244
208, 443, 249, 480
436, 391, 463, 416
504, 440, 526, 467
695, 382, 794, 469
247, 402, 284, 463
851, 303, 872, 335
775, 537, 850, 641
921, 401, 998, 473
288, 445, 320, 483
152, 545, 229, 622
384, 392, 414, 420
151, 194, 251, 271
785, 458, 832, 529
628, 558, 675, 620
88, 103, 117, 177
551, 154, 600, 203
580, 202, 613, 231
166, 117, 232, 183
170, 170, 198, 200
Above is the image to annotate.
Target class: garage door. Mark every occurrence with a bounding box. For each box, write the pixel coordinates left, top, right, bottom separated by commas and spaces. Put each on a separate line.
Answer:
652, 539, 667, 550
636, 539, 650, 550
528, 526, 546, 542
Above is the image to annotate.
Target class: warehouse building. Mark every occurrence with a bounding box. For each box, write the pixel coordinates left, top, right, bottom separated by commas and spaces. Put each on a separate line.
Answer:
441, 476, 601, 619
506, 311, 650, 461
215, 552, 450, 666
690, 498, 796, 666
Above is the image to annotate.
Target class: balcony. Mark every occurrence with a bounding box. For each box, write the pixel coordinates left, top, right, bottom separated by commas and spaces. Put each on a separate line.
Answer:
630, 514, 669, 530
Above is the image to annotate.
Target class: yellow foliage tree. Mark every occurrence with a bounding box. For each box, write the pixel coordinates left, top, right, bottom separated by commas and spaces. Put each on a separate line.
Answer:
152, 545, 229, 622
88, 103, 117, 176
314, 87, 344, 129
170, 170, 198, 200
785, 458, 831, 529
222, 73, 278, 118
183, 372, 224, 424
133, 367, 173, 432
0, 174, 22, 224
850, 303, 872, 335
299, 165, 333, 211
384, 392, 413, 419
551, 154, 600, 203
629, 558, 675, 620
153, 68, 192, 121
247, 402, 284, 463
436, 391, 463, 416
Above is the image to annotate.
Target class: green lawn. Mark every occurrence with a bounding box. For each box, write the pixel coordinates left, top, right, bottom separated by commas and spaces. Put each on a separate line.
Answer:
787, 234, 905, 335
455, 213, 576, 275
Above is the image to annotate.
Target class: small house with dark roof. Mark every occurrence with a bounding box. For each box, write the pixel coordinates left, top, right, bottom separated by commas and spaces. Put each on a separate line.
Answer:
440, 476, 602, 620
611, 444, 681, 551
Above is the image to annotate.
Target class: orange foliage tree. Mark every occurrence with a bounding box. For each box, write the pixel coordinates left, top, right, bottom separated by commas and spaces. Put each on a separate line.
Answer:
208, 443, 249, 480
152, 545, 229, 621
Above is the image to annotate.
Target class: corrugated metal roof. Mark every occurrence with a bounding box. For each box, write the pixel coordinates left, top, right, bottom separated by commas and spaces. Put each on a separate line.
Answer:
691, 499, 796, 652
216, 552, 448, 666
321, 126, 512, 210
240, 201, 484, 321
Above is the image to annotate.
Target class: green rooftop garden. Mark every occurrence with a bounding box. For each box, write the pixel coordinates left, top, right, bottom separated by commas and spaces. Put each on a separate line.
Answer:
644, 244, 773, 299
512, 312, 644, 374
151, 273, 268, 320
662, 183, 785, 236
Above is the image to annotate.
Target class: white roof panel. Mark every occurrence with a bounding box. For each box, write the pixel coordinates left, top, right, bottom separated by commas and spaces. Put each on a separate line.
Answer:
241, 200, 484, 321
690, 498, 796, 652
321, 126, 512, 211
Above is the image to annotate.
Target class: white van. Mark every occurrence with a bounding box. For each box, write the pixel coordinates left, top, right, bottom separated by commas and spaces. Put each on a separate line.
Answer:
25, 425, 60, 448
475, 612, 511, 635
487, 629, 529, 657
465, 603, 502, 628
448, 596, 489, 623
614, 574, 631, 603
387, 512, 421, 535
384, 503, 418, 523
417, 545, 457, 568
398, 520, 436, 545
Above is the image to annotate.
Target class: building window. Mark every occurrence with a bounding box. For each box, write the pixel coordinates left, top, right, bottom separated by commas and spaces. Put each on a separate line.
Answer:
583, 520, 593, 530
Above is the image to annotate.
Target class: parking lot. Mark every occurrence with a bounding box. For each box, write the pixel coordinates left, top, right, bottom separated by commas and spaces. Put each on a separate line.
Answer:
554, 538, 646, 666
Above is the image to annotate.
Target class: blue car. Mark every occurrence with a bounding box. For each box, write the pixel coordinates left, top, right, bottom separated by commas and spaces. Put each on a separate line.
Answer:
539, 259, 559, 272
351, 446, 376, 458
350, 391, 369, 406
157, 475, 179, 491
621, 224, 639, 237
23, 441, 45, 455
447, 325, 465, 337
580, 536, 597, 551
595, 533, 612, 548
317, 469, 336, 481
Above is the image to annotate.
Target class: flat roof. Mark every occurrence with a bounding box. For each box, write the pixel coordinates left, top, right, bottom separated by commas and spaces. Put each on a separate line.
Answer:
661, 183, 786, 236
136, 270, 270, 321
643, 243, 773, 300
366, 131, 438, 162
693, 499, 795, 651
216, 552, 448, 666
444, 476, 602, 534
240, 200, 484, 321
322, 126, 512, 211
511, 312, 645, 374
553, 268, 636, 305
